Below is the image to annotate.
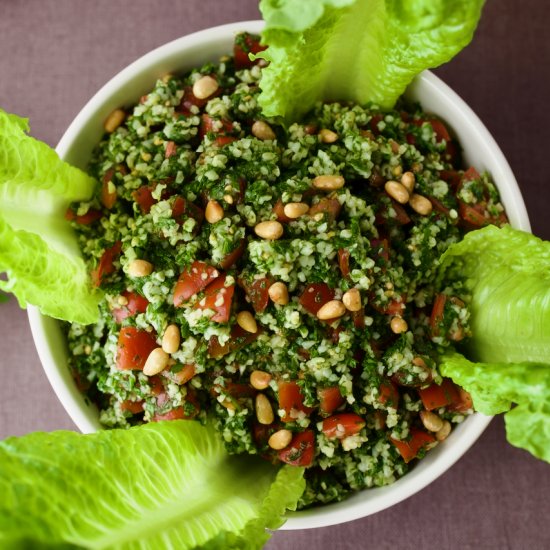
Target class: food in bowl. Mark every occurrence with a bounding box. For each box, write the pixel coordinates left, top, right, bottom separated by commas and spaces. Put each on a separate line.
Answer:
63, 31, 508, 509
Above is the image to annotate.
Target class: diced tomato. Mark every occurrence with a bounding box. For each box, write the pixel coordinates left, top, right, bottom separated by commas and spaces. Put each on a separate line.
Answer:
458, 202, 488, 228
462, 166, 481, 182
172, 196, 204, 230
429, 293, 447, 337
378, 378, 400, 408
278, 380, 314, 422
218, 238, 246, 270
428, 119, 451, 143
322, 413, 366, 439
428, 196, 451, 216
165, 140, 177, 158
112, 291, 149, 322
120, 400, 144, 414
439, 170, 462, 189
207, 324, 260, 359
273, 199, 293, 223
131, 185, 157, 214
65, 208, 102, 225
252, 422, 273, 448
241, 276, 272, 314
193, 275, 234, 323
377, 200, 411, 226
163, 363, 196, 385
91, 241, 122, 287
308, 198, 341, 222
234, 32, 267, 69
215, 381, 257, 399
215, 135, 238, 147
418, 378, 461, 411
370, 295, 406, 316
390, 428, 436, 463
351, 309, 366, 329
152, 389, 200, 421
115, 326, 157, 371
278, 430, 315, 467
101, 168, 117, 209
370, 238, 390, 266
448, 386, 474, 413
338, 249, 351, 279
299, 283, 335, 316
199, 114, 234, 141
369, 114, 383, 135
173, 261, 220, 306
318, 386, 345, 415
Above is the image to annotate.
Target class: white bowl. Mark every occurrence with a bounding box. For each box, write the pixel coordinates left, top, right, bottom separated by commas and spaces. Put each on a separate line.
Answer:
28, 20, 531, 530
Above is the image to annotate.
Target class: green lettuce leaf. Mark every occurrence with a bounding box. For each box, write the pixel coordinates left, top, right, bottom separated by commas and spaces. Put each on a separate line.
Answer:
0, 109, 100, 324
257, 0, 485, 121
437, 225, 550, 463
438, 225, 550, 364
440, 351, 550, 463
0, 420, 305, 549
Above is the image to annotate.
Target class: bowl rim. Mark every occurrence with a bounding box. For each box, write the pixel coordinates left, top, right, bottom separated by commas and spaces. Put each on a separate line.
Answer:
28, 19, 530, 531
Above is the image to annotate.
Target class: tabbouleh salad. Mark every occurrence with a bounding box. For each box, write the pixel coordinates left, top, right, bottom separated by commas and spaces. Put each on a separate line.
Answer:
65, 32, 508, 508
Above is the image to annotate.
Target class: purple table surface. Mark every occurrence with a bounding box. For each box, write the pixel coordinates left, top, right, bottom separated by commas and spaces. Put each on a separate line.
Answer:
0, 1, 549, 549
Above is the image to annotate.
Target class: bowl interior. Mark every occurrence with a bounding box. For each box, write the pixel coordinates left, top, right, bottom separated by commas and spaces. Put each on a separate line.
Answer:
28, 20, 530, 530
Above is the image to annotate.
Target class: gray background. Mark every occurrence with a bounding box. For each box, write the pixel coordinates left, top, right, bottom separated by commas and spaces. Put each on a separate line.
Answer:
0, 1, 549, 548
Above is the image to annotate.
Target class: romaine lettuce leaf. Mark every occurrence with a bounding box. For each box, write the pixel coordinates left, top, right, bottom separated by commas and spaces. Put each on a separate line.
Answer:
257, 0, 485, 121
437, 225, 550, 463
438, 225, 550, 364
0, 109, 100, 324
440, 351, 550, 463
0, 420, 305, 549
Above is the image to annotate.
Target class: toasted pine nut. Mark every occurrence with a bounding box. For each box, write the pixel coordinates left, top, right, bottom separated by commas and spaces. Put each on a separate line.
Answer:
220, 398, 236, 411
104, 109, 125, 133
251, 120, 276, 141
319, 129, 338, 143
255, 393, 275, 425
223, 194, 234, 205
250, 370, 272, 390
420, 410, 444, 432
342, 288, 362, 312
128, 259, 153, 278
392, 165, 403, 178
411, 162, 423, 174
409, 193, 433, 216
143, 348, 169, 376
237, 311, 258, 334
117, 295, 128, 306
316, 300, 346, 320
268, 281, 289, 305
412, 356, 428, 369
436, 420, 452, 441
313, 175, 345, 191
192, 75, 218, 99
401, 171, 416, 193
254, 220, 284, 240
283, 202, 309, 219
268, 429, 293, 450
390, 316, 408, 334
162, 324, 180, 354
384, 180, 410, 204
205, 200, 224, 223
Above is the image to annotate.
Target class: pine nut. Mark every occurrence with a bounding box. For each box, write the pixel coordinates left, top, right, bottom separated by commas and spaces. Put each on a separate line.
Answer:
254, 220, 284, 240
236, 311, 258, 334
223, 194, 234, 205
283, 202, 309, 219
390, 316, 408, 334
312, 175, 345, 191
411, 162, 423, 174
392, 165, 403, 178
384, 180, 410, 204
409, 193, 433, 216
319, 129, 338, 143
192, 75, 218, 100
205, 200, 224, 223
342, 288, 362, 312
251, 120, 276, 141
401, 171, 416, 193
162, 324, 180, 354
268, 429, 293, 450
316, 300, 346, 320
436, 420, 452, 441
412, 356, 429, 369
268, 281, 289, 305
117, 295, 128, 306
104, 109, 125, 133
143, 348, 170, 376
128, 259, 153, 278
250, 370, 272, 390
420, 410, 444, 432
255, 393, 275, 425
